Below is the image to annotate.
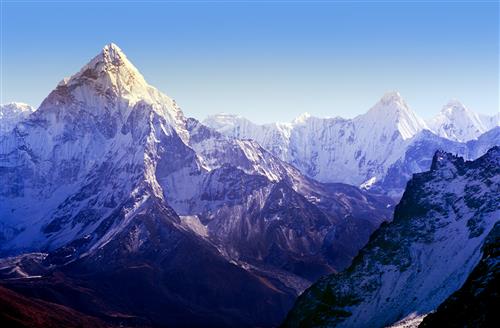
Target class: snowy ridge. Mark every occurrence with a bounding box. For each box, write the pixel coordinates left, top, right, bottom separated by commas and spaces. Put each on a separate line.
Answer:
204, 91, 427, 187
203, 93, 498, 194
203, 113, 293, 160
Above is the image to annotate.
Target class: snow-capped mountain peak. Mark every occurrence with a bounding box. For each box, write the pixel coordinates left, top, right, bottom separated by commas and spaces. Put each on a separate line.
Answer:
359, 91, 427, 140
36, 43, 188, 142
426, 100, 487, 142
51, 42, 148, 103
379, 90, 405, 105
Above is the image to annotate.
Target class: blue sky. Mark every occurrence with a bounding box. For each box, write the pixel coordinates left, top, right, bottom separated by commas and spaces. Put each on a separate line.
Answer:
1, 0, 498, 123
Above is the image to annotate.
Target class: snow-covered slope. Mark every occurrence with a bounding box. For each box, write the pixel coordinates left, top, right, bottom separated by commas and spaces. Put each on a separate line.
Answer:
0, 102, 34, 135
426, 100, 490, 142
419, 221, 500, 327
479, 112, 500, 130
284, 147, 500, 328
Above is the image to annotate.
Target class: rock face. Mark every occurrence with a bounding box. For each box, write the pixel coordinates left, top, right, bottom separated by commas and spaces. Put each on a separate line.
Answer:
0, 44, 393, 327
283, 147, 500, 328
203, 98, 498, 198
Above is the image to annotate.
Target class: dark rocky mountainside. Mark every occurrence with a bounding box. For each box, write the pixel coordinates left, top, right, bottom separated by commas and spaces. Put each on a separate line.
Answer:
283, 146, 500, 328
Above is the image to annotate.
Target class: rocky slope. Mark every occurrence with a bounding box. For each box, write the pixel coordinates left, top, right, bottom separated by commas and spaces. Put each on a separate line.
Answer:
419, 221, 499, 327
0, 285, 112, 328
283, 146, 500, 328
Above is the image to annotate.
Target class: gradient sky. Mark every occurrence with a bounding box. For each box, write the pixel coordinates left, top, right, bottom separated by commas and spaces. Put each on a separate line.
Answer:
1, 0, 498, 123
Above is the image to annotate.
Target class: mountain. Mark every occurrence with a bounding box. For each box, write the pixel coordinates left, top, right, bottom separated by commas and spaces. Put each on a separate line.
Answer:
426, 100, 491, 142
0, 102, 34, 135
0, 44, 393, 327
283, 146, 500, 327
204, 94, 498, 197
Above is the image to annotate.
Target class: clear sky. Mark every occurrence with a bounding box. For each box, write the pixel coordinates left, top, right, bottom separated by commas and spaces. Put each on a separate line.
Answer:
1, 0, 498, 123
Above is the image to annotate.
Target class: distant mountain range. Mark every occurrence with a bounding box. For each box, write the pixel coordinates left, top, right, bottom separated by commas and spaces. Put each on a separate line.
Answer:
204, 94, 498, 197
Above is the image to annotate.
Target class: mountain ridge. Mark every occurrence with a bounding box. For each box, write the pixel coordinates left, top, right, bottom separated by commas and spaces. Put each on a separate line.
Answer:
203, 96, 498, 196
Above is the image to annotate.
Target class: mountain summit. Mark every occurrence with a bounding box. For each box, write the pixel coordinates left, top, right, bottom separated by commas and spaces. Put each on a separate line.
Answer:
58, 42, 148, 93
360, 91, 427, 140
426, 100, 488, 142
37, 43, 188, 142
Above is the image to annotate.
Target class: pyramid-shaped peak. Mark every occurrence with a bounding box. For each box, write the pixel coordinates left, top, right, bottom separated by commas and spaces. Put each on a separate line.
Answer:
55, 43, 148, 93
39, 43, 162, 113
360, 91, 427, 140
369, 91, 411, 115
